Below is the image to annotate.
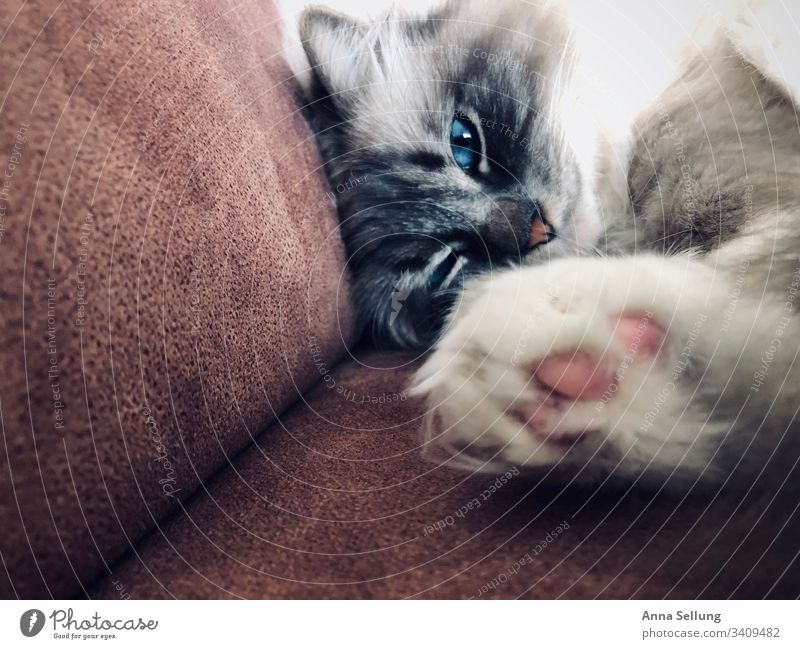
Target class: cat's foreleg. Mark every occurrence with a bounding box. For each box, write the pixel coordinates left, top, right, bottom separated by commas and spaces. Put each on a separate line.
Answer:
412, 254, 800, 487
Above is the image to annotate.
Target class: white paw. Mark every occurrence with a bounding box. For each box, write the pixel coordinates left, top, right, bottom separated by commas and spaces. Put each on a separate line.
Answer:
412, 255, 723, 485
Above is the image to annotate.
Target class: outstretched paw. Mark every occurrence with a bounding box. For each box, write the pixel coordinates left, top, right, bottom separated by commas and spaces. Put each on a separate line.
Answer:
412, 256, 713, 483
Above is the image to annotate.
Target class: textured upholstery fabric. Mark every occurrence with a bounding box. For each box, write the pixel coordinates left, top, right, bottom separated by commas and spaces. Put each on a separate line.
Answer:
0, 0, 353, 598
91, 353, 799, 599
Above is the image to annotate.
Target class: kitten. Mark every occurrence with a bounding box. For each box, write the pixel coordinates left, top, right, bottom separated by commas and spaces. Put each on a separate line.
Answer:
293, 0, 800, 490
293, 0, 603, 348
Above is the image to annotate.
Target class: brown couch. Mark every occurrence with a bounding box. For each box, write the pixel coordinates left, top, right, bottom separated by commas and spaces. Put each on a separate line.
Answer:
1, 0, 798, 599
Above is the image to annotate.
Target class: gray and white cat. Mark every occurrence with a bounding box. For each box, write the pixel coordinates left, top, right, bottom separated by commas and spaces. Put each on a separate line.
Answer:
291, 0, 800, 491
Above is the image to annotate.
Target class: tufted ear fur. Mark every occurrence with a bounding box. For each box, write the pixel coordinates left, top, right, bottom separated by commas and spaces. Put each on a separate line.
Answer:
722, 0, 800, 105
298, 6, 382, 108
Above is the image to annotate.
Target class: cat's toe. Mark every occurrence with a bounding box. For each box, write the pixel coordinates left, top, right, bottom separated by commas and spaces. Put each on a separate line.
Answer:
612, 312, 665, 357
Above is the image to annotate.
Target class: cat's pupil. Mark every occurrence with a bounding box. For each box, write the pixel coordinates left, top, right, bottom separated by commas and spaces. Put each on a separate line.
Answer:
450, 116, 480, 171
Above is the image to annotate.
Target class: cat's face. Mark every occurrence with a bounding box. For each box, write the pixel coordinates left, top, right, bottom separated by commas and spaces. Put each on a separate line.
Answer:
299, 0, 602, 348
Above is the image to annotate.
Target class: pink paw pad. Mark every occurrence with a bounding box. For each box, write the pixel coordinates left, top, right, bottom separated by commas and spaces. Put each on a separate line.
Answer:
533, 312, 665, 402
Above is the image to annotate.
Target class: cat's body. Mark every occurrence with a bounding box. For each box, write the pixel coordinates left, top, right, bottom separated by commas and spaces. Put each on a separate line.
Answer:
291, 0, 800, 491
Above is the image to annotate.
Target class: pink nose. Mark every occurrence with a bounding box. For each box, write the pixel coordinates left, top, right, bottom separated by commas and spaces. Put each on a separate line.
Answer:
529, 215, 554, 248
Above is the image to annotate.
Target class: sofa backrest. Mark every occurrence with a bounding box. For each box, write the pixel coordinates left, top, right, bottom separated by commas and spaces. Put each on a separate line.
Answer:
0, 0, 354, 597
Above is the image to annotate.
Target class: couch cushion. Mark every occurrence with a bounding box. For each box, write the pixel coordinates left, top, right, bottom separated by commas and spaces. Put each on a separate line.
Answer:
91, 352, 800, 598
0, 0, 353, 597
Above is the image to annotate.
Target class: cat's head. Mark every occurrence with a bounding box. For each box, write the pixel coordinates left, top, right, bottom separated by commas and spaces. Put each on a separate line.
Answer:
296, 0, 602, 348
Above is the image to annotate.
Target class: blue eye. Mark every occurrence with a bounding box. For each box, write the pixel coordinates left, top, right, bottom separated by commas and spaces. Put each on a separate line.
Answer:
450, 116, 480, 171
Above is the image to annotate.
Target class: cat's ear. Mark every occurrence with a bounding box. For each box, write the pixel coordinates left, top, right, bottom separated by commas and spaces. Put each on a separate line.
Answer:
299, 7, 380, 105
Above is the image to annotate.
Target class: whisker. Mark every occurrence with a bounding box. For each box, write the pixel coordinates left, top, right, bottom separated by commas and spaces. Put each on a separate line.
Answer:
547, 230, 606, 258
